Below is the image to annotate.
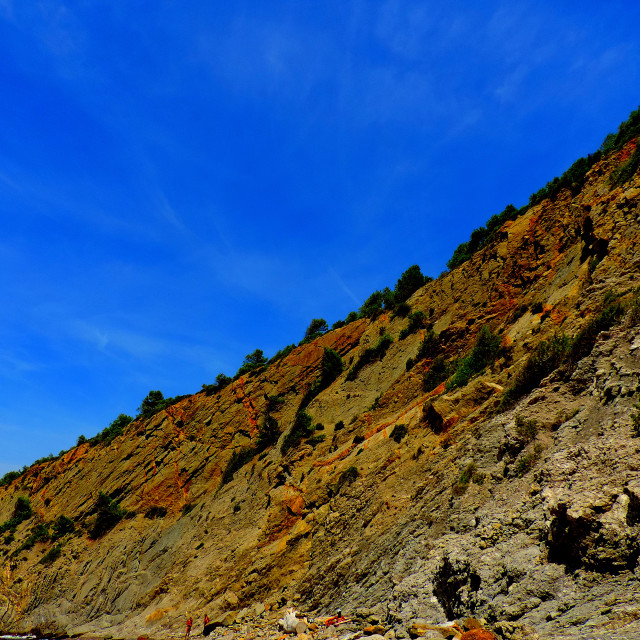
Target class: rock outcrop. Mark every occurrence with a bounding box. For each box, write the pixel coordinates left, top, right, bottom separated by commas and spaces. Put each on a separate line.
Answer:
0, 140, 639, 640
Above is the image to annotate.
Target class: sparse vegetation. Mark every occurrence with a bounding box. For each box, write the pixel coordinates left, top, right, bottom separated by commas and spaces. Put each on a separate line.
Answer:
514, 415, 539, 443
447, 326, 502, 390
346, 334, 393, 381
300, 348, 344, 408
446, 108, 640, 271
631, 405, 640, 438
202, 373, 232, 395
423, 355, 451, 392
144, 506, 168, 520
256, 415, 280, 452
17, 523, 49, 552
221, 447, 255, 484
236, 349, 268, 377
502, 293, 628, 409
399, 311, 428, 340
90, 413, 133, 446
335, 420, 345, 431
39, 545, 62, 566
281, 410, 315, 454
0, 497, 33, 534
335, 466, 359, 492
303, 318, 329, 342
390, 423, 408, 443
88, 492, 130, 539
515, 444, 544, 477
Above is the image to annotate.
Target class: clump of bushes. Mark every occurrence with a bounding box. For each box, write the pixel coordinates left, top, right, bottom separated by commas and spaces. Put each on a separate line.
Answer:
399, 311, 428, 340
90, 413, 133, 446
40, 544, 62, 566
335, 420, 345, 431
446, 107, 640, 272
202, 373, 232, 396
346, 334, 393, 381
423, 355, 452, 392
221, 447, 255, 485
500, 334, 571, 408
0, 497, 33, 534
416, 329, 440, 361
335, 466, 359, 493
501, 293, 627, 409
0, 470, 21, 487
144, 506, 168, 519
514, 415, 539, 443
390, 423, 408, 443
447, 326, 502, 390
300, 348, 344, 408
281, 410, 315, 454
235, 349, 268, 377
88, 492, 131, 539
17, 523, 49, 552
256, 415, 280, 452
452, 462, 477, 496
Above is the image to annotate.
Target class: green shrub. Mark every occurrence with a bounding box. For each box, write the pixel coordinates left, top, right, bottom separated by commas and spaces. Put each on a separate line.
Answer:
40, 544, 62, 566
452, 462, 476, 496
447, 326, 501, 390
266, 395, 285, 411
255, 415, 280, 452
334, 420, 345, 431
88, 492, 130, 539
346, 334, 393, 381
236, 349, 268, 377
390, 423, 408, 443
359, 291, 385, 319
394, 265, 428, 304
392, 301, 411, 318
335, 466, 359, 492
399, 311, 427, 340
281, 410, 315, 454
423, 355, 451, 392
300, 348, 344, 408
18, 523, 49, 551
514, 415, 539, 443
416, 329, 440, 361
303, 318, 329, 342
567, 299, 625, 366
268, 344, 295, 365
307, 434, 326, 447
202, 373, 232, 395
0, 470, 21, 487
91, 413, 133, 446
0, 497, 33, 534
515, 444, 544, 477
221, 447, 255, 485
631, 405, 640, 438
144, 506, 168, 519
501, 334, 571, 408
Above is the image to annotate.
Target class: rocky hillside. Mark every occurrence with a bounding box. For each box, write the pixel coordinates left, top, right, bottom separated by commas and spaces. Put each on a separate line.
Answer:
0, 134, 639, 640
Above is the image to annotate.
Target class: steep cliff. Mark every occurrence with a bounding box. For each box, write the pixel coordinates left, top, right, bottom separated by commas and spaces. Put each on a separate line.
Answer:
1, 138, 639, 640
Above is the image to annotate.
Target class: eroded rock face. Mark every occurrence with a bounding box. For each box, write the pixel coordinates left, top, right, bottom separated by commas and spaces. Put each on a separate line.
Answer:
0, 143, 639, 640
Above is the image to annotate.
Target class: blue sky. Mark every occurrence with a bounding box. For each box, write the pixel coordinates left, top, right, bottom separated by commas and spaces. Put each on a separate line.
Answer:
1, 1, 639, 473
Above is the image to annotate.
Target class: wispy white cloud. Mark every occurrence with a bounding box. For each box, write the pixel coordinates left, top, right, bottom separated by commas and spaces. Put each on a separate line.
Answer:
329, 267, 361, 306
